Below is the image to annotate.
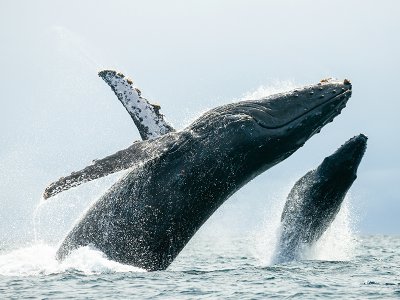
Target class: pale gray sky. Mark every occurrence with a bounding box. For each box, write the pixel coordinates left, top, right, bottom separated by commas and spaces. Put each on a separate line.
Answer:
0, 0, 399, 245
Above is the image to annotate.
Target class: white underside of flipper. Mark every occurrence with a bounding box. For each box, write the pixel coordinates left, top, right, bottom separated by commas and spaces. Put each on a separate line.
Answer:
99, 70, 175, 140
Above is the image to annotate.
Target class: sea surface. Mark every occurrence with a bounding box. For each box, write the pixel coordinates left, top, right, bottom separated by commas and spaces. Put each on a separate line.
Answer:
0, 234, 399, 299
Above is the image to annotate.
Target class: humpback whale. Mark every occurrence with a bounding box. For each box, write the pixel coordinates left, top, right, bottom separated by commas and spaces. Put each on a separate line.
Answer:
273, 134, 367, 264
45, 76, 352, 271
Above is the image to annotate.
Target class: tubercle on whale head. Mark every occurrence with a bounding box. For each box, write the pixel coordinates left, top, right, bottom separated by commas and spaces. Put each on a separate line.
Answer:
235, 78, 352, 155
252, 78, 352, 130
190, 79, 351, 136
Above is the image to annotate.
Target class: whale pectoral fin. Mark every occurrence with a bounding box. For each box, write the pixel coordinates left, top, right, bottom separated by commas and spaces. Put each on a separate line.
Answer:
43, 140, 159, 199
98, 70, 175, 140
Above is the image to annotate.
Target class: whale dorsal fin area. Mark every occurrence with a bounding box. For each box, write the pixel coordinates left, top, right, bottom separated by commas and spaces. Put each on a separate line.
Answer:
43, 135, 175, 199
98, 70, 175, 140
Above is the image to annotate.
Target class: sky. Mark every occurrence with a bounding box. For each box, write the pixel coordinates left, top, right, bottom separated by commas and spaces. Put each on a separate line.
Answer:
0, 0, 399, 246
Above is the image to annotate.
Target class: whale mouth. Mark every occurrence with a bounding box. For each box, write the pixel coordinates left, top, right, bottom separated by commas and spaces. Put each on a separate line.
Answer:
251, 87, 351, 130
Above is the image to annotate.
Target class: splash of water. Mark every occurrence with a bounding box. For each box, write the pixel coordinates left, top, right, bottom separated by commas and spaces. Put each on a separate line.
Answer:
32, 198, 46, 243
304, 197, 358, 261
0, 244, 144, 277
251, 189, 287, 266
251, 183, 358, 266
179, 79, 301, 129
238, 80, 300, 101
52, 26, 103, 69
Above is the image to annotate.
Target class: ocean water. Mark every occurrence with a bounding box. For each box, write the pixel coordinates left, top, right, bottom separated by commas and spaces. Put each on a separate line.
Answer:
1, 232, 399, 298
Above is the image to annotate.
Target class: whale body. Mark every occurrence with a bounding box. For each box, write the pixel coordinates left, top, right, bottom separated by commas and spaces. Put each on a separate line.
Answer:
45, 78, 352, 271
273, 134, 367, 263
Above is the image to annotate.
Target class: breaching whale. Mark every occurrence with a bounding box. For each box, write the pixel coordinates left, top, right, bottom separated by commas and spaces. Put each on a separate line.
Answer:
44, 75, 352, 271
273, 134, 367, 264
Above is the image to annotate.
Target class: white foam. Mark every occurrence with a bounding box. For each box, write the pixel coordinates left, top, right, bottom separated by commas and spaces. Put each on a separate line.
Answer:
251, 189, 287, 266
239, 80, 300, 101
0, 244, 145, 277
252, 185, 357, 266
304, 196, 358, 261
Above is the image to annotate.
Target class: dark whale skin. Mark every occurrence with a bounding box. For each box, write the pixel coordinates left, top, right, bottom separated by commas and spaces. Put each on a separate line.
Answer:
56, 79, 352, 271
274, 134, 367, 263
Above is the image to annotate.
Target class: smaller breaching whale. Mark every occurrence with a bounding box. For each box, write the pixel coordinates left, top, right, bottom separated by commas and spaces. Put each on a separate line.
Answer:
44, 74, 352, 271
273, 134, 368, 264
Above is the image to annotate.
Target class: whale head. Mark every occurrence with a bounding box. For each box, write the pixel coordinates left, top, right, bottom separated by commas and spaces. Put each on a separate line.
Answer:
317, 134, 368, 185
188, 78, 353, 176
